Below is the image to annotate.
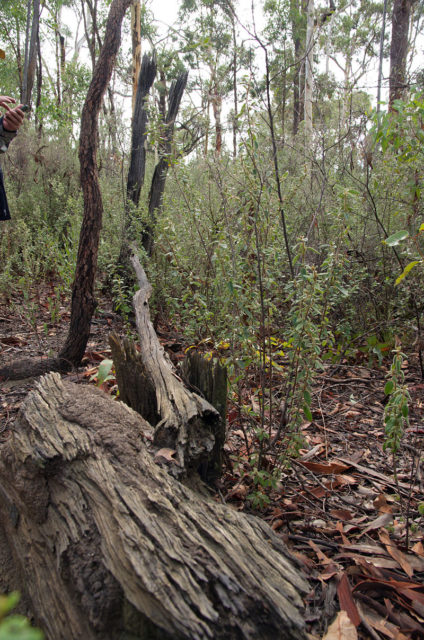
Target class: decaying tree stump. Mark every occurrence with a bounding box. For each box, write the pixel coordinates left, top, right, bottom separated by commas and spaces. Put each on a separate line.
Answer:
110, 254, 225, 479
0, 373, 310, 640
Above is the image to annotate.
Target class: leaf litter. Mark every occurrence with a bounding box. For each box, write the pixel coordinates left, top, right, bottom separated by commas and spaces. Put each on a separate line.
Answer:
1, 288, 424, 639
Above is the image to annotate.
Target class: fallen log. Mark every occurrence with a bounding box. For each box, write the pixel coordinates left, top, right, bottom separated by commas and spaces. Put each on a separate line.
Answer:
110, 254, 225, 479
0, 373, 309, 640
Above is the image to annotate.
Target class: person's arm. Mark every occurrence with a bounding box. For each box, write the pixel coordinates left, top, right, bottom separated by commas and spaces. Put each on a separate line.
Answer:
0, 100, 25, 153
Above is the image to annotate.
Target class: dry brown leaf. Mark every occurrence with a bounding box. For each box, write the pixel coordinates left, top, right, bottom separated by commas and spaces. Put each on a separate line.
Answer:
327, 403, 342, 416
225, 483, 249, 500
373, 493, 393, 514
337, 551, 424, 572
412, 541, 424, 558
340, 542, 387, 555
330, 509, 354, 521
359, 512, 393, 537
356, 601, 408, 640
335, 521, 350, 545
300, 444, 326, 461
343, 410, 362, 419
337, 573, 361, 626
322, 611, 358, 640
378, 528, 413, 578
299, 460, 350, 475
309, 540, 333, 566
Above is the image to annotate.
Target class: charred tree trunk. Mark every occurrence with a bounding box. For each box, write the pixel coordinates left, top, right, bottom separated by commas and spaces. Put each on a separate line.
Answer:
389, 0, 415, 109
0, 372, 309, 640
143, 71, 188, 256
126, 54, 157, 208
119, 53, 157, 275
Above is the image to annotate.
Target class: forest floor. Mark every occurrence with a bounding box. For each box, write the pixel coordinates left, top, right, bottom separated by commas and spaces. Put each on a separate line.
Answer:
1, 286, 424, 640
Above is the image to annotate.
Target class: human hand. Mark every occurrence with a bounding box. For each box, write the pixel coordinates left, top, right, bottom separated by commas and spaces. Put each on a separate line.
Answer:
0, 96, 16, 108
2, 103, 26, 132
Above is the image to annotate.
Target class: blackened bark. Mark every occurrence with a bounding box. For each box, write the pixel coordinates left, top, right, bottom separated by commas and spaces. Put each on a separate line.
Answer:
143, 71, 188, 255
126, 53, 157, 207
59, 0, 132, 368
389, 0, 415, 109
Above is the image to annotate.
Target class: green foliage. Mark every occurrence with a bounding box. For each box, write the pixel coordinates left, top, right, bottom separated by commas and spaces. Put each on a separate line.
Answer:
90, 359, 115, 387
383, 345, 410, 455
0, 593, 43, 640
372, 93, 424, 285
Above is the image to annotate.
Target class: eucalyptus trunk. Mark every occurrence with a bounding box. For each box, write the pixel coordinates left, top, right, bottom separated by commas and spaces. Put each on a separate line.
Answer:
304, 0, 314, 141
389, 0, 415, 109
131, 0, 142, 114
22, 0, 40, 106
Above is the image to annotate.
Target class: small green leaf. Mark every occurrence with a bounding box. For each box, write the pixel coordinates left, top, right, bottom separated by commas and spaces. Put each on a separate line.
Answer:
303, 405, 313, 421
0, 593, 20, 619
402, 404, 409, 418
92, 359, 114, 386
384, 380, 394, 395
395, 260, 421, 285
0, 615, 44, 639
303, 389, 311, 405
384, 230, 409, 246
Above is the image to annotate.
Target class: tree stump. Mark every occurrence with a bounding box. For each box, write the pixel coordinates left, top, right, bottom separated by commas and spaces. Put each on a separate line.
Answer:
110, 255, 224, 479
0, 373, 310, 640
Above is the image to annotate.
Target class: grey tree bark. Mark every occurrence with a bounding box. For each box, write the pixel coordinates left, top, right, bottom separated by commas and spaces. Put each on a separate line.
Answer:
389, 0, 416, 109
0, 373, 310, 640
22, 0, 40, 105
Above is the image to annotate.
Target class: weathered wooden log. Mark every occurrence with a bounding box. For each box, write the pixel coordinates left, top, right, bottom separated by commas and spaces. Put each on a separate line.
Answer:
0, 373, 309, 640
111, 254, 222, 477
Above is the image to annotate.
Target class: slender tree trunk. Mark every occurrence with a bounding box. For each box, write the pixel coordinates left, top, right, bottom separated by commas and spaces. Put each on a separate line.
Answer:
377, 0, 388, 112
143, 71, 188, 255
119, 53, 157, 265
341, 51, 352, 129
35, 31, 42, 133
126, 54, 157, 208
389, 0, 415, 109
59, 0, 132, 368
231, 16, 238, 158
22, 0, 31, 100
22, 0, 40, 106
81, 0, 96, 73
16, 17, 23, 88
304, 0, 314, 141
209, 60, 222, 155
204, 96, 210, 155
131, 0, 142, 115
212, 88, 223, 154
291, 0, 306, 136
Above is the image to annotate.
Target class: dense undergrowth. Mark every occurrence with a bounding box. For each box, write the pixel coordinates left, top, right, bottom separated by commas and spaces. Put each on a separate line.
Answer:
1, 94, 423, 496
